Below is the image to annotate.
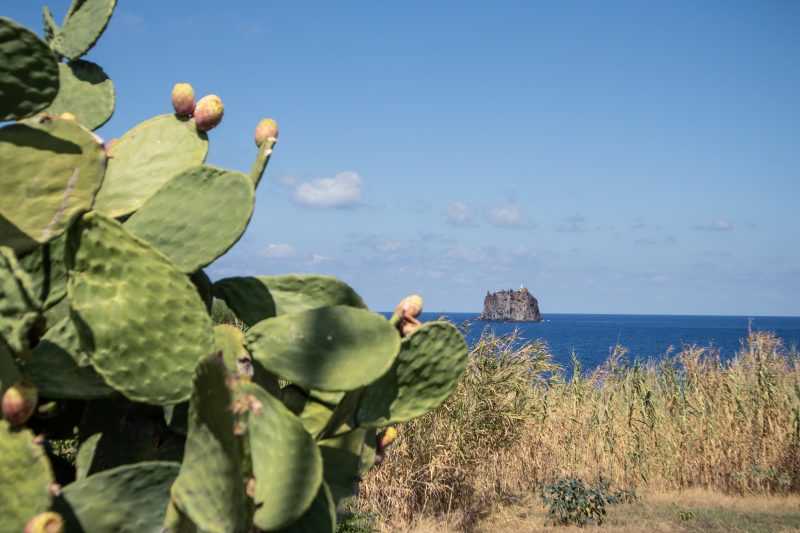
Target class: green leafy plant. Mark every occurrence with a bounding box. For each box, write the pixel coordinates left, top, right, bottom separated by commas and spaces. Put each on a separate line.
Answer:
540, 477, 636, 527
0, 3, 468, 532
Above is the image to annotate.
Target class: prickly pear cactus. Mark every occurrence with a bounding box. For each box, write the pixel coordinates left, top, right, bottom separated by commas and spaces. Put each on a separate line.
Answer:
0, 6, 469, 533
0, 421, 54, 532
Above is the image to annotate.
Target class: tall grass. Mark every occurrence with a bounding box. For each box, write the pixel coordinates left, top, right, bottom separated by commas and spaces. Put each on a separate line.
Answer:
356, 329, 800, 529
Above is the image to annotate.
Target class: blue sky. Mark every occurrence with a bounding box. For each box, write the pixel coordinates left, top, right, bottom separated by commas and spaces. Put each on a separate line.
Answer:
8, 1, 800, 315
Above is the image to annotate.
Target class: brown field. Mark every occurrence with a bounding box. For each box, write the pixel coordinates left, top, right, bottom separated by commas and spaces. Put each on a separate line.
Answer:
352, 329, 800, 532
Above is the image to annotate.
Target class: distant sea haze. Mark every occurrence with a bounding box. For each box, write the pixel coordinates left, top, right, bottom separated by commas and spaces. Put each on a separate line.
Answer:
384, 313, 800, 371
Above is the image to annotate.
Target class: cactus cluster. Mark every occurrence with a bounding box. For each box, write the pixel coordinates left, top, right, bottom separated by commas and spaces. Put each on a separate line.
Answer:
0, 3, 468, 532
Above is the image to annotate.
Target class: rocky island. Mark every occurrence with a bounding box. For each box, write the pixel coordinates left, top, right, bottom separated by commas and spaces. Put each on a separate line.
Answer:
480, 287, 542, 322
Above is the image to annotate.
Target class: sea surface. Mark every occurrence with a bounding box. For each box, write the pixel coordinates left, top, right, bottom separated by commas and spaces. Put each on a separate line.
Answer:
403, 313, 800, 372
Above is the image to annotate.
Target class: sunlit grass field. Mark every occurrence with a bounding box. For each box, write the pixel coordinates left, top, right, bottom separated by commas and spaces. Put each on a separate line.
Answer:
354, 329, 800, 531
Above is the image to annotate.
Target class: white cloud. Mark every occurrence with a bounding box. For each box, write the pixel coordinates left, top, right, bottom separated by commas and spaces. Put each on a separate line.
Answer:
488, 203, 523, 227
262, 243, 296, 259
307, 253, 332, 265
293, 171, 362, 208
277, 175, 297, 187
693, 219, 734, 232
446, 201, 475, 226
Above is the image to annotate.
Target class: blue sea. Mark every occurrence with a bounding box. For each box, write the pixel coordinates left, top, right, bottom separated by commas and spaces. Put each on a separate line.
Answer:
408, 313, 800, 372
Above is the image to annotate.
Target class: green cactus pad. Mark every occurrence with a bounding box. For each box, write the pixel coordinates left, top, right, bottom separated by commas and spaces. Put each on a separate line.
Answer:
51, 0, 117, 60
357, 321, 468, 427
172, 355, 247, 533
0, 421, 54, 532
238, 382, 323, 531
125, 165, 254, 272
298, 399, 335, 438
310, 389, 346, 406
74, 432, 102, 480
42, 7, 59, 44
249, 135, 277, 188
0, 116, 107, 254
0, 341, 21, 398
22, 316, 114, 399
213, 275, 367, 327
45, 60, 115, 130
318, 429, 367, 507
246, 305, 400, 392
213, 324, 248, 377
94, 114, 209, 218
277, 482, 336, 533
359, 429, 378, 475
0, 247, 42, 355
18, 234, 68, 311
0, 17, 60, 120
54, 461, 179, 533
66, 212, 215, 405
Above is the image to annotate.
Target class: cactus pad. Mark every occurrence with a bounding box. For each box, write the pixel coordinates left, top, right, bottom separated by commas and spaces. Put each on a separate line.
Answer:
75, 433, 102, 480
94, 114, 209, 218
213, 275, 366, 327
45, 60, 115, 130
42, 7, 59, 44
125, 165, 254, 272
0, 421, 54, 532
0, 116, 107, 253
18, 234, 68, 311
54, 461, 179, 533
0, 247, 42, 355
50, 0, 117, 60
249, 133, 277, 188
66, 212, 215, 405
278, 482, 336, 533
0, 17, 60, 120
23, 316, 114, 399
357, 321, 468, 427
0, 341, 21, 398
246, 305, 400, 391
213, 324, 248, 377
238, 381, 323, 531
171, 354, 247, 533
318, 429, 367, 507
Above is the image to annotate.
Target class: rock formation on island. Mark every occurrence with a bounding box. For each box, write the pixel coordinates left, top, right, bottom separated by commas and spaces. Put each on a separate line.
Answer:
480, 287, 542, 322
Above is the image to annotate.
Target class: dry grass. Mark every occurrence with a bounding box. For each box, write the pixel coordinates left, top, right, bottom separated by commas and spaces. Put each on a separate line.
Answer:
355, 329, 800, 531
444, 489, 800, 533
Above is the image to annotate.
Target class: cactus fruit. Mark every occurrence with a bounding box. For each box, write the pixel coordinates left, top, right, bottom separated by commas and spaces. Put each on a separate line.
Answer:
2, 381, 38, 426
171, 82, 195, 117
254, 118, 279, 147
378, 426, 398, 450
392, 294, 424, 336
194, 94, 224, 131
24, 512, 64, 533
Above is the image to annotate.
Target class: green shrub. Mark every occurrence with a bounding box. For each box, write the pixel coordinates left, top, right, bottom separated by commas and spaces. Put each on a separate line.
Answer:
540, 476, 636, 527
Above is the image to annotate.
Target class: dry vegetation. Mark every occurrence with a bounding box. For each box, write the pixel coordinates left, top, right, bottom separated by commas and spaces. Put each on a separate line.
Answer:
354, 329, 800, 531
